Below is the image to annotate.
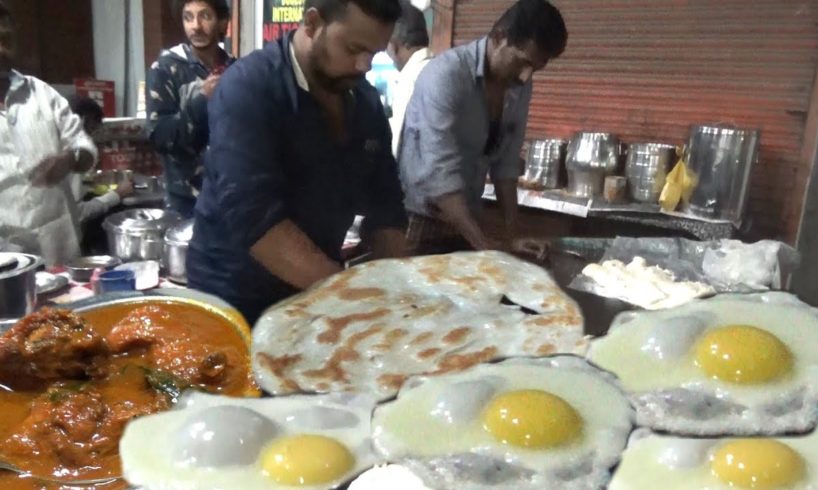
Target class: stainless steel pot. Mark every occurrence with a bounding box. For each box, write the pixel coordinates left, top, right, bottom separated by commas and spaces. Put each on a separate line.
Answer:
684, 124, 760, 223
566, 132, 622, 197
164, 219, 193, 284
0, 253, 42, 319
521, 139, 566, 190
104, 209, 182, 262
625, 143, 677, 203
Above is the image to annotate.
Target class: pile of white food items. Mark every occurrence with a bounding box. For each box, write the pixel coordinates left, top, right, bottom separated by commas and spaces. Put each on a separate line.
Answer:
581, 257, 715, 310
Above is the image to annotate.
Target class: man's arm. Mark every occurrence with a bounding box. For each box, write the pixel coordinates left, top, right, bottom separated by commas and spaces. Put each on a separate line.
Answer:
489, 84, 532, 242
434, 192, 493, 250
77, 191, 121, 224
30, 85, 98, 186
361, 98, 409, 259
145, 59, 209, 159
494, 178, 519, 243
207, 61, 340, 292
251, 220, 342, 289
407, 63, 491, 248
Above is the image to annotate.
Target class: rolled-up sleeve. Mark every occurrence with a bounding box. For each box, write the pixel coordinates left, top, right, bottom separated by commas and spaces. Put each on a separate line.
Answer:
362, 118, 408, 235
411, 64, 468, 200
489, 82, 532, 183
205, 64, 287, 248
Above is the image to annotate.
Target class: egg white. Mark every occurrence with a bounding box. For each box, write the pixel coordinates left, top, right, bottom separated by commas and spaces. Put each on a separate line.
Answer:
610, 429, 818, 490
119, 392, 379, 490
587, 294, 818, 435
371, 356, 634, 489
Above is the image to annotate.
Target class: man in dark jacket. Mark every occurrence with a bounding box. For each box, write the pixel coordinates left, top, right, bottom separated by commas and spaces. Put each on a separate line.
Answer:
145, 0, 235, 218
188, 0, 408, 324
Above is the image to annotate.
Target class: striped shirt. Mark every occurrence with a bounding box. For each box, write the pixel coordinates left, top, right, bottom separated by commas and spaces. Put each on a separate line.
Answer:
0, 70, 98, 265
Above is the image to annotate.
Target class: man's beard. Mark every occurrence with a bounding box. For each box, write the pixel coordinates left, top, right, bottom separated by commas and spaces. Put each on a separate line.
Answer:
308, 33, 364, 93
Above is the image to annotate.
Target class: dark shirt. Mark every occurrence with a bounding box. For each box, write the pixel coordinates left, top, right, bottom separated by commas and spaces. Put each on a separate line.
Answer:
145, 44, 235, 216
187, 33, 407, 324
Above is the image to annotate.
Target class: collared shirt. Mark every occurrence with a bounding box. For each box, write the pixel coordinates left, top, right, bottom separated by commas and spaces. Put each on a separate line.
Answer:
389, 47, 432, 157
188, 33, 407, 324
0, 70, 98, 265
289, 43, 309, 92
397, 37, 530, 217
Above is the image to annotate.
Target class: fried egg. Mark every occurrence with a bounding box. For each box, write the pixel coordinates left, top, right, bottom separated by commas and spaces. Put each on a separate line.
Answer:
119, 392, 378, 489
370, 356, 634, 489
587, 293, 818, 435
610, 428, 818, 490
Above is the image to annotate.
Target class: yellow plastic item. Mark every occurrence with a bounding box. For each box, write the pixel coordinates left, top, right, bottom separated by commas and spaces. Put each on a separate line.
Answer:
659, 150, 698, 212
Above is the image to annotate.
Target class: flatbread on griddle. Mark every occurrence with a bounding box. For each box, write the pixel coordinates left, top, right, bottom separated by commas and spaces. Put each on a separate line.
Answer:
252, 251, 586, 400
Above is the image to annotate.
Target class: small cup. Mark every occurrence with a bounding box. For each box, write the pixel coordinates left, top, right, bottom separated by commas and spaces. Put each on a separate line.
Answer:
604, 176, 628, 204
97, 270, 136, 294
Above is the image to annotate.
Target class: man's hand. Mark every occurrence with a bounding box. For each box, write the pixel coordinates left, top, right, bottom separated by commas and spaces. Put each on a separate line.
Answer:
201, 74, 222, 99
30, 151, 75, 187
115, 180, 135, 198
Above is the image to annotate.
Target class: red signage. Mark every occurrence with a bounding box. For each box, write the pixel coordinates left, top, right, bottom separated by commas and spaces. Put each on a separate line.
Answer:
74, 79, 116, 118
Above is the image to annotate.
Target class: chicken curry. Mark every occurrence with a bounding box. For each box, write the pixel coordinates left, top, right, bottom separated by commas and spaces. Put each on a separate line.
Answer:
0, 301, 257, 490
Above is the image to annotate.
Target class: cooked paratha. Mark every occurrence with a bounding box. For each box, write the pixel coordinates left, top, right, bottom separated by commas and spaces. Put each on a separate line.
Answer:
252, 251, 586, 400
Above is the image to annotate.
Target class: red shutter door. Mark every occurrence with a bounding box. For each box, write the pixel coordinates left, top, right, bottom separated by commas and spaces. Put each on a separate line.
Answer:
452, 0, 818, 242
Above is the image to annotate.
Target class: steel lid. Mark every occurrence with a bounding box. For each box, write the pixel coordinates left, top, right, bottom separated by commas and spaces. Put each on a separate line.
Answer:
103, 208, 182, 234
0, 252, 42, 279
690, 124, 760, 137
165, 219, 194, 246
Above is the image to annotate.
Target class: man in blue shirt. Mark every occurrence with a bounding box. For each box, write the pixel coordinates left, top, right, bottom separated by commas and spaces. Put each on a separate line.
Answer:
188, 0, 408, 324
398, 0, 567, 255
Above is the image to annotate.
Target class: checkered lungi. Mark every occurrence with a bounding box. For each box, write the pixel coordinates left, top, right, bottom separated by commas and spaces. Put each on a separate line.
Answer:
405, 212, 472, 256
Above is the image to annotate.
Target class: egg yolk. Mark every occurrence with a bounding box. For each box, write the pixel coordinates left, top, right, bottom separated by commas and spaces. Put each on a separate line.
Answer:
711, 439, 805, 489
260, 434, 355, 486
481, 389, 582, 448
694, 325, 792, 384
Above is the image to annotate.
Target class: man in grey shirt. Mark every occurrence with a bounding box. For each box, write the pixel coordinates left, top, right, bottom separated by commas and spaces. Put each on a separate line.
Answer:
397, 0, 567, 255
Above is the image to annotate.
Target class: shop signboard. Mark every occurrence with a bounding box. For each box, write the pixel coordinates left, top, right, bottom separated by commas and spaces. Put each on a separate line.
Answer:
262, 0, 304, 44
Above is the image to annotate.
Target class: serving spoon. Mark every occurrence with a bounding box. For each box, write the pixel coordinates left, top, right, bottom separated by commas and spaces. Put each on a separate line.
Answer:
0, 459, 120, 487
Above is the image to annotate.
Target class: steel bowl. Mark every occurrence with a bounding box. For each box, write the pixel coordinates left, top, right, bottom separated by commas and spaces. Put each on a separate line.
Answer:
521, 139, 566, 190
66, 255, 122, 282
625, 143, 677, 203
0, 253, 42, 320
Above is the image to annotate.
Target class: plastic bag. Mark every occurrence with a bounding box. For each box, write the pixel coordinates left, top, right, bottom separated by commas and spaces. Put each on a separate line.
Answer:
659, 153, 698, 212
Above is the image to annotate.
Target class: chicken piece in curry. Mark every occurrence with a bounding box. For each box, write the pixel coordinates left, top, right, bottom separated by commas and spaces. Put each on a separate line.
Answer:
0, 303, 256, 490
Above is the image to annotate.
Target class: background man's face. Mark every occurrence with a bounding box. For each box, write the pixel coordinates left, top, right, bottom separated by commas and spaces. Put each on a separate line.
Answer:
307, 4, 394, 93
489, 38, 549, 86
0, 18, 16, 75
183, 1, 227, 50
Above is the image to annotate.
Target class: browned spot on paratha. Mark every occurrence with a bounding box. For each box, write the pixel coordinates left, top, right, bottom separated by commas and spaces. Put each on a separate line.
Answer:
318, 308, 390, 344
345, 324, 385, 349
373, 328, 409, 351
303, 347, 360, 383
411, 331, 434, 346
442, 327, 471, 344
436, 347, 499, 374
531, 314, 582, 327
537, 343, 556, 355
337, 287, 387, 301
257, 353, 303, 392
378, 373, 407, 392
418, 348, 441, 360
